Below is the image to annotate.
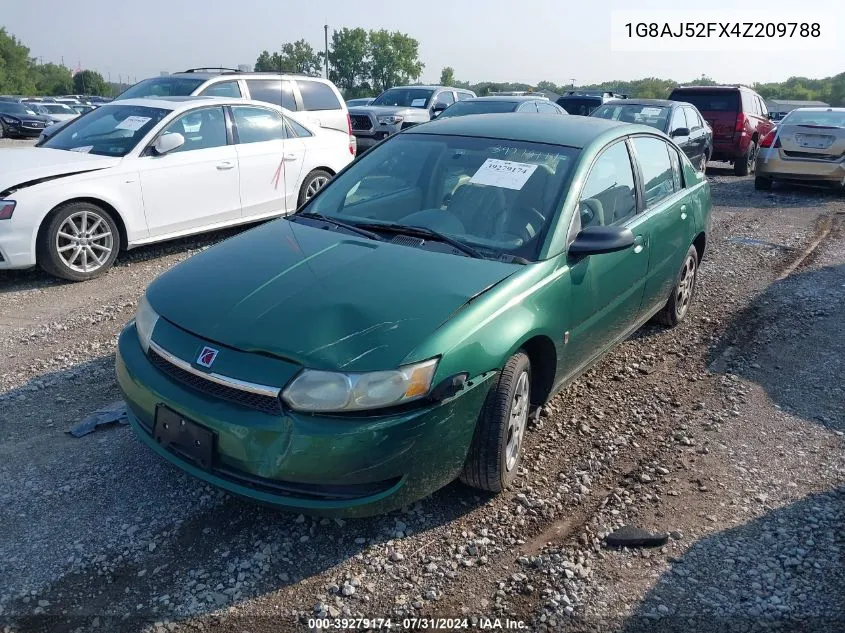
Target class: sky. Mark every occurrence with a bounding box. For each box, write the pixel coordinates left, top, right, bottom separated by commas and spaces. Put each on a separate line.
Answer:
2, 0, 843, 87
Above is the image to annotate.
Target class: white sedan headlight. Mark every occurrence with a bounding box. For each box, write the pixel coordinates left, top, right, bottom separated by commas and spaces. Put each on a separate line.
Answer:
134, 294, 160, 354
282, 358, 439, 412
377, 115, 404, 125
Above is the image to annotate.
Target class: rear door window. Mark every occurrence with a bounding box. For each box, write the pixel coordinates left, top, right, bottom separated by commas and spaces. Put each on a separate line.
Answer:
296, 80, 341, 111
231, 106, 286, 144
245, 79, 296, 110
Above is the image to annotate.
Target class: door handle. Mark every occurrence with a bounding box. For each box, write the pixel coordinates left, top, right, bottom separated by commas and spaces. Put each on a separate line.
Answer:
680, 204, 688, 221
282, 153, 298, 161
633, 235, 645, 254
216, 161, 234, 170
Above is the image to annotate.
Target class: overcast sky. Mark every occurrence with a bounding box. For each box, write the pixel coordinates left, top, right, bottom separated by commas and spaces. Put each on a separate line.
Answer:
3, 0, 843, 86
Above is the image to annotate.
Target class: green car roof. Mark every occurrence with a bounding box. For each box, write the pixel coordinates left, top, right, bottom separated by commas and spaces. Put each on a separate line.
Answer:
406, 113, 641, 149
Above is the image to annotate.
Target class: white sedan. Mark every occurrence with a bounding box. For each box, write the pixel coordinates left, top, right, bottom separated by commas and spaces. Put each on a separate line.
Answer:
0, 96, 355, 281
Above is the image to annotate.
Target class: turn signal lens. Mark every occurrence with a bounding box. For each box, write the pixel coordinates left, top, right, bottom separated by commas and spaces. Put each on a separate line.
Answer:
0, 200, 15, 220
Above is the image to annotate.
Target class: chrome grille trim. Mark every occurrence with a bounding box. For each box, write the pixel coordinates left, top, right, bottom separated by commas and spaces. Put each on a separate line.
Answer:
149, 340, 281, 398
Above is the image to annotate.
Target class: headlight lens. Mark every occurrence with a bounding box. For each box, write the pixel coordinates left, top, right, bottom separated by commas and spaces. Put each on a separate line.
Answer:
282, 358, 439, 412
134, 294, 160, 354
377, 115, 404, 125
1, 115, 18, 124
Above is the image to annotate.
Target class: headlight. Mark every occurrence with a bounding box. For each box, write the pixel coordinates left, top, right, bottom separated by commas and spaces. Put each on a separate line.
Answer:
377, 115, 404, 125
1, 115, 18, 124
134, 294, 160, 354
282, 358, 439, 412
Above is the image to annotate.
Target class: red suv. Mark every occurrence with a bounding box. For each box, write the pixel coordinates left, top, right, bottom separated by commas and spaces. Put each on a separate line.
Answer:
668, 85, 774, 176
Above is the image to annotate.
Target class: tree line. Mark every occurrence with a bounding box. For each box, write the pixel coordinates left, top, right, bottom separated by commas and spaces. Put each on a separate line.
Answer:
2, 25, 843, 106
0, 28, 114, 96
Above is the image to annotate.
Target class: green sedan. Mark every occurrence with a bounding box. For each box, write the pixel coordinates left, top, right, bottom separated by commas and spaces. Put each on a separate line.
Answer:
116, 114, 711, 517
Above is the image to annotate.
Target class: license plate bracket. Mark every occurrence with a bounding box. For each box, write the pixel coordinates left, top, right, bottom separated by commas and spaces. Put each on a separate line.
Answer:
796, 133, 833, 149
153, 405, 215, 470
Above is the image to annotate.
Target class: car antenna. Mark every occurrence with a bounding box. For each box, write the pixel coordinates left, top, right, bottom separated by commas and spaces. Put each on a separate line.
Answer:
271, 57, 288, 198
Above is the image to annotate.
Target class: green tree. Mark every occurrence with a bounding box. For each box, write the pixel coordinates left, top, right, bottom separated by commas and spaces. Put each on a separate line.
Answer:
536, 80, 561, 94
368, 30, 424, 93
254, 49, 282, 72
255, 40, 322, 74
0, 27, 37, 94
328, 28, 371, 96
73, 69, 108, 95
34, 63, 72, 96
439, 66, 455, 86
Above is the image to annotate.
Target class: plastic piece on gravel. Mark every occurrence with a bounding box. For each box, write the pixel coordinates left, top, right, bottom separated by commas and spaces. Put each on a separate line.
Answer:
68, 401, 129, 438
604, 525, 669, 548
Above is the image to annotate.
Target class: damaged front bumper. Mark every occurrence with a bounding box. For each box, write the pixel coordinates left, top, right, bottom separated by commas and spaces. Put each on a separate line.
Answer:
115, 324, 495, 517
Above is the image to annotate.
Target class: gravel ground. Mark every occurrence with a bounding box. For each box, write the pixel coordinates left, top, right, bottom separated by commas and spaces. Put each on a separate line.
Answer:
0, 160, 843, 633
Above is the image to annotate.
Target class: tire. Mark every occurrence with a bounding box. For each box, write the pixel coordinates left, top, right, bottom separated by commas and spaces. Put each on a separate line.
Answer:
734, 142, 757, 176
754, 176, 772, 191
655, 245, 699, 327
698, 152, 708, 174
37, 201, 121, 282
297, 169, 332, 207
460, 352, 531, 492
0, 123, 5, 139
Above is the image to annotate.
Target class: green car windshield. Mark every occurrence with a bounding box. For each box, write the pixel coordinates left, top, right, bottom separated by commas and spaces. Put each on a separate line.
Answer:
304, 134, 579, 261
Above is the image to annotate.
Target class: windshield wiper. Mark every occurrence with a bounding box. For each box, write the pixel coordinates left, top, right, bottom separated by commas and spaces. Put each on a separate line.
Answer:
356, 222, 486, 259
293, 212, 383, 241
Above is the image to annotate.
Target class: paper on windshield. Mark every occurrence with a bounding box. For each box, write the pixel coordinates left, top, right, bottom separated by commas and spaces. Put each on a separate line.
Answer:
641, 107, 663, 116
115, 116, 152, 132
470, 158, 538, 190
69, 146, 93, 153
411, 98, 426, 107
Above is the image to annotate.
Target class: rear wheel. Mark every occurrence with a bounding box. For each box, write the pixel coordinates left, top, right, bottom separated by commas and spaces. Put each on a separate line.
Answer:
754, 176, 773, 190
734, 142, 758, 176
297, 169, 332, 207
0, 122, 5, 139
655, 245, 698, 327
460, 352, 531, 492
698, 152, 708, 174
37, 202, 121, 281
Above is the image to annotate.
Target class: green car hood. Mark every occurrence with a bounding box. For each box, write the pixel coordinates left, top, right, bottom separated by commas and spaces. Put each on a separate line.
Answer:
146, 219, 520, 371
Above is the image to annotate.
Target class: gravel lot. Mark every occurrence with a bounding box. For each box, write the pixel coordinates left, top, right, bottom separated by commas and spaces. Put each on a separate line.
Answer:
1, 142, 843, 633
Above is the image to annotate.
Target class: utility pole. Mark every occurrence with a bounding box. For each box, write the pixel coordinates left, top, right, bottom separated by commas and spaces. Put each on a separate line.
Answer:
324, 24, 329, 78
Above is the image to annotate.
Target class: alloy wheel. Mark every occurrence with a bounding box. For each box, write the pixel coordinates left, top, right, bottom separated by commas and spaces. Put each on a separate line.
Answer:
675, 253, 697, 320
55, 209, 114, 274
305, 175, 329, 201
505, 370, 530, 471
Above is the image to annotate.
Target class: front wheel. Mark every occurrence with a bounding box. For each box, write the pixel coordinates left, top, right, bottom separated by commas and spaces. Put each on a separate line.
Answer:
655, 245, 698, 327
297, 169, 332, 207
37, 202, 121, 282
460, 352, 531, 492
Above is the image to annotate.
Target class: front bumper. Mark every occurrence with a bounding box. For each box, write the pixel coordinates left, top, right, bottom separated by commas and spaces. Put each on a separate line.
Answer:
756, 148, 845, 185
115, 325, 495, 517
0, 209, 39, 270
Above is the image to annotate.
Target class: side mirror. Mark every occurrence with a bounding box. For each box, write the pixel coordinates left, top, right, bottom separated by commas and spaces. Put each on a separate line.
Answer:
568, 225, 635, 257
431, 102, 448, 118
153, 132, 185, 156
670, 127, 690, 138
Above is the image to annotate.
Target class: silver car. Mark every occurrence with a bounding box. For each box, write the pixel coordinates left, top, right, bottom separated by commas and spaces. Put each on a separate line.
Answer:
755, 107, 845, 190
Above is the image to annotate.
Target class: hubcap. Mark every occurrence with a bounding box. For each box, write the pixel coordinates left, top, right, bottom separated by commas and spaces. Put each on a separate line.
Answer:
505, 370, 530, 472
305, 175, 329, 200
55, 210, 113, 274
675, 254, 697, 319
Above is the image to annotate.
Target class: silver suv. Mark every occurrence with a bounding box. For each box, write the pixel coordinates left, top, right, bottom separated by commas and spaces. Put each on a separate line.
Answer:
115, 68, 349, 133
349, 85, 476, 150
40, 68, 351, 145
